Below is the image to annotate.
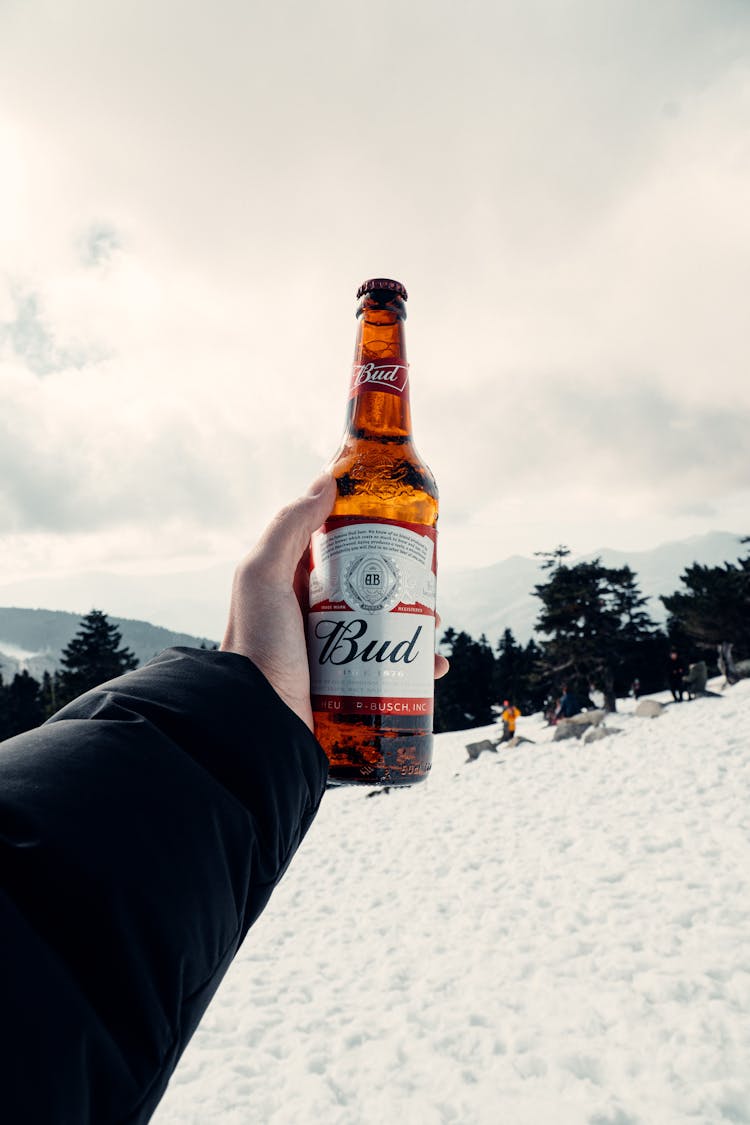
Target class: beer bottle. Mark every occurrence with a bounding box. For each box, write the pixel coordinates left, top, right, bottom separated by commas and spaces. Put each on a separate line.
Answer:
307, 278, 439, 786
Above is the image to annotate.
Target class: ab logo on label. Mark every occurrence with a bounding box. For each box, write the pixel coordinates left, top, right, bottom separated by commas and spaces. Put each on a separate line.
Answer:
344, 554, 400, 612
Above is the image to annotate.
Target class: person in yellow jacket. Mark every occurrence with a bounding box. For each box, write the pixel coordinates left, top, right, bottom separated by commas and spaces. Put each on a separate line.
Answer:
500, 700, 521, 743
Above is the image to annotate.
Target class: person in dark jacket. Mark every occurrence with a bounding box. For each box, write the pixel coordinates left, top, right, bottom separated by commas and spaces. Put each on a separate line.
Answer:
555, 683, 582, 720
1, 472, 448, 1124
668, 647, 686, 702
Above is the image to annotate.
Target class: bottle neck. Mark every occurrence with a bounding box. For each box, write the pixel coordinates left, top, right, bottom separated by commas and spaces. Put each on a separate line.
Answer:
345, 298, 412, 441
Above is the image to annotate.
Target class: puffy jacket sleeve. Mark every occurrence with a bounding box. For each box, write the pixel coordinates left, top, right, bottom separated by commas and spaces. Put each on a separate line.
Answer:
0, 647, 329, 1125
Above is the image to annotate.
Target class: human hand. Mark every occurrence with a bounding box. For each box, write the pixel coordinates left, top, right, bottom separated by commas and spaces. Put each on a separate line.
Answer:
221, 473, 336, 731
221, 473, 449, 732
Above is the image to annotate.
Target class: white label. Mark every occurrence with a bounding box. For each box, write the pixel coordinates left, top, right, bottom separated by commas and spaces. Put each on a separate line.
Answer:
308, 518, 436, 712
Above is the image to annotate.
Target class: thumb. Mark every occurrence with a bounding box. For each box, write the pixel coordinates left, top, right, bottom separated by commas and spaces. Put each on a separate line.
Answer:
252, 472, 337, 581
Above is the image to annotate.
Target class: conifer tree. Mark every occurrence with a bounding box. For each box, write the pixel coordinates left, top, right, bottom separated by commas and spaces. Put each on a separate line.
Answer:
493, 632, 547, 716
0, 670, 45, 738
57, 610, 138, 707
41, 670, 58, 720
7, 670, 45, 736
0, 673, 8, 741
534, 545, 572, 572
435, 628, 496, 732
533, 553, 658, 711
494, 628, 524, 705
661, 539, 750, 660
521, 638, 544, 702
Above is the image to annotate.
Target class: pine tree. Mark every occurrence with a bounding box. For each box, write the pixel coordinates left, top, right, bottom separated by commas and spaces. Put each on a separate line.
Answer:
533, 554, 658, 711
41, 670, 59, 720
534, 545, 572, 572
6, 670, 45, 736
57, 610, 138, 707
0, 673, 8, 741
0, 670, 45, 739
493, 632, 547, 716
661, 539, 750, 660
494, 628, 524, 705
434, 628, 496, 732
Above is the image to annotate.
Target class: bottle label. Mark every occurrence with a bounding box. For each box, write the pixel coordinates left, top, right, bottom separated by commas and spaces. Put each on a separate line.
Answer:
308, 516, 437, 716
348, 362, 409, 399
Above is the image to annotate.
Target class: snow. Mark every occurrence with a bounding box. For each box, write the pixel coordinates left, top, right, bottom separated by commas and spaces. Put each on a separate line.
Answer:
153, 682, 750, 1125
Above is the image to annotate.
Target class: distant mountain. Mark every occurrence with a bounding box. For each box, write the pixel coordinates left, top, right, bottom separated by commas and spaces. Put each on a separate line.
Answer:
437, 531, 746, 644
0, 563, 234, 642
0, 607, 216, 683
0, 531, 744, 662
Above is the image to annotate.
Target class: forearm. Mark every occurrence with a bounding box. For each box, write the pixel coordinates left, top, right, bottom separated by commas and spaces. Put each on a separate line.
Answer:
0, 648, 328, 1124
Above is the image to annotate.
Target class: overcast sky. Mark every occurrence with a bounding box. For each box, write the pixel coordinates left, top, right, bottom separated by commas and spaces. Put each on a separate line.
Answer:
1, 0, 749, 590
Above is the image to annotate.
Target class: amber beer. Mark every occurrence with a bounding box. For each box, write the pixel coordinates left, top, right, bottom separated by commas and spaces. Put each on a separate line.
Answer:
307, 278, 438, 786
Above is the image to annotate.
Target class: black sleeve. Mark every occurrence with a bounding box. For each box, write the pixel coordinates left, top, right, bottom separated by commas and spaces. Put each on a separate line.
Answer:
0, 647, 328, 1125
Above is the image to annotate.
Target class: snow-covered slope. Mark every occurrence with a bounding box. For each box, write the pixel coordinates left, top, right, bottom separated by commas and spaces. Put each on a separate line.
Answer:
153, 681, 750, 1125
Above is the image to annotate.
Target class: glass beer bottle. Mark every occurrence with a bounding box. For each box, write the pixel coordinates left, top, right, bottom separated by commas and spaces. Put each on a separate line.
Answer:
307, 278, 439, 786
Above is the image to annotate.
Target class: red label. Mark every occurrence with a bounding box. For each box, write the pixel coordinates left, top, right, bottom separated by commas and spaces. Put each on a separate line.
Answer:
391, 601, 434, 615
312, 695, 433, 716
349, 362, 409, 398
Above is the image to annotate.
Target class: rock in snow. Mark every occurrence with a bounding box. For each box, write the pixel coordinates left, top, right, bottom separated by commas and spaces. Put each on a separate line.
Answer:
635, 698, 666, 718
582, 724, 620, 744
153, 682, 750, 1125
553, 710, 606, 741
465, 738, 498, 761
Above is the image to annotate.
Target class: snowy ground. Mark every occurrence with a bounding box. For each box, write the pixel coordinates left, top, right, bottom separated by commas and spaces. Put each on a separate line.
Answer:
153, 682, 750, 1125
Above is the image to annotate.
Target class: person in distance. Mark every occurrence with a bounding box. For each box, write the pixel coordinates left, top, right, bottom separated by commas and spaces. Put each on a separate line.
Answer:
0, 471, 448, 1125
668, 647, 686, 702
500, 699, 521, 743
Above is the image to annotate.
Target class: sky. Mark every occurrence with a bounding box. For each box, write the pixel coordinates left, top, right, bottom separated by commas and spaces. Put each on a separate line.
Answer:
1, 0, 749, 594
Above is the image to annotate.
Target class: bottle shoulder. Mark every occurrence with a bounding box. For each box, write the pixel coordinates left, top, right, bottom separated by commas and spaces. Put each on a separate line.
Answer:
329, 438, 438, 526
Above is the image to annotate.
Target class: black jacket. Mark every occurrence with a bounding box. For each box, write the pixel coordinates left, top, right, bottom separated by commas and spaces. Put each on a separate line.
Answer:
0, 648, 328, 1124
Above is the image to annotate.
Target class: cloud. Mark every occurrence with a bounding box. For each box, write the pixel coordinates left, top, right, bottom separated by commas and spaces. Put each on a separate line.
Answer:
78, 224, 121, 268
0, 285, 108, 375
423, 372, 750, 566
428, 375, 750, 507
0, 336, 328, 539
0, 0, 748, 579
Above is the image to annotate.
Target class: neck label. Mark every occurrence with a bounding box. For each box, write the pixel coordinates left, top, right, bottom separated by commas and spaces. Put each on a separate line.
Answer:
349, 362, 409, 398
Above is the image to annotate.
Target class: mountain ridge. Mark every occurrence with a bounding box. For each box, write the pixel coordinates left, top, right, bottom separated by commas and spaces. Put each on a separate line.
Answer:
437, 530, 745, 644
0, 530, 744, 667
0, 607, 216, 683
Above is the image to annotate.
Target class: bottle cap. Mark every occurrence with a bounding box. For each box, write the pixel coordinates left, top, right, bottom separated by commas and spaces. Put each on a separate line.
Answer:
356, 278, 408, 301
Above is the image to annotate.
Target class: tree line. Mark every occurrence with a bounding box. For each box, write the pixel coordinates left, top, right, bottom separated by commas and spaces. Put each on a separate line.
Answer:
0, 610, 139, 741
435, 538, 750, 733
2, 540, 748, 740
